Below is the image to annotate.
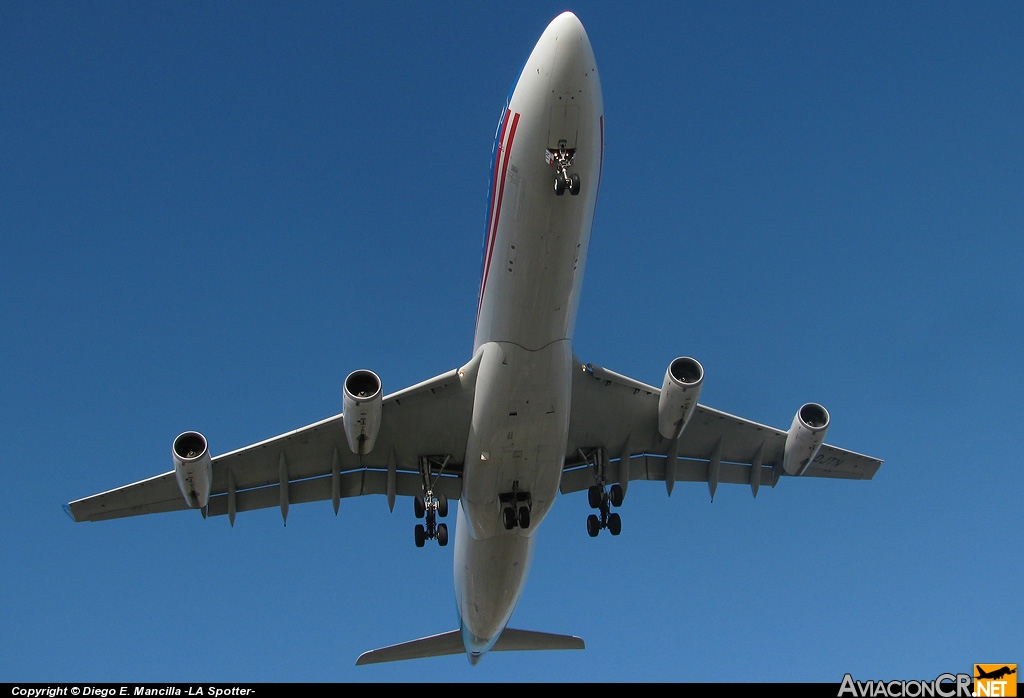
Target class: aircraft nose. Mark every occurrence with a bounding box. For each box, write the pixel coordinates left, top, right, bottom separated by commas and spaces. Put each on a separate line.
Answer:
541, 11, 589, 49
538, 11, 596, 96
549, 11, 585, 34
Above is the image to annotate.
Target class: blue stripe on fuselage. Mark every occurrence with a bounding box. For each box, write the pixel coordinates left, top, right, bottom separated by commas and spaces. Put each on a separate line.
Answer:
479, 105, 509, 284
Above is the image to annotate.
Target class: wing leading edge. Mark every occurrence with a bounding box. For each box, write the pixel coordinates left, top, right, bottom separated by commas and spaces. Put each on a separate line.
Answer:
67, 356, 482, 524
562, 358, 882, 497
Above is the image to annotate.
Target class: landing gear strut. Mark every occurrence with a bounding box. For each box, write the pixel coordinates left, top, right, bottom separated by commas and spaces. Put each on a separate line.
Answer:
413, 455, 451, 547
548, 140, 581, 197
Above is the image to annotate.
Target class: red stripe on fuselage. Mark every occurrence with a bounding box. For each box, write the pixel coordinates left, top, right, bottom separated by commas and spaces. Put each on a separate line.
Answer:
486, 110, 512, 237
477, 111, 521, 321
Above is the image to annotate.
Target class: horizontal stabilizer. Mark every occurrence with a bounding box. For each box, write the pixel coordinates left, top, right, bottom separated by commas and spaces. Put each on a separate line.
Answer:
355, 628, 585, 665
356, 630, 464, 665
492, 628, 586, 652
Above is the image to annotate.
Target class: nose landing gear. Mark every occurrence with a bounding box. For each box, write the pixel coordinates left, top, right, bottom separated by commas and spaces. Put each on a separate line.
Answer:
548, 140, 581, 196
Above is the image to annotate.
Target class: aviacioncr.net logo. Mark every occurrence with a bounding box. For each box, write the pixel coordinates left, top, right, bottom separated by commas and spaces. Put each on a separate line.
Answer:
838, 673, 973, 697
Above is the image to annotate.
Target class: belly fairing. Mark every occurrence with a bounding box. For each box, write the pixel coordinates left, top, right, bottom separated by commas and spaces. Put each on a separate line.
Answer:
460, 339, 572, 540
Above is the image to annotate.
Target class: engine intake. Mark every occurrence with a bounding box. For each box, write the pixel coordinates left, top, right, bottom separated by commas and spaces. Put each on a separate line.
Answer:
172, 431, 212, 509
658, 357, 704, 440
783, 403, 830, 476
343, 369, 382, 455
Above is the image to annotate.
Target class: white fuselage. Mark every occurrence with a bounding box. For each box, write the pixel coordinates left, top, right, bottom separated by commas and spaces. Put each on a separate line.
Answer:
453, 12, 604, 657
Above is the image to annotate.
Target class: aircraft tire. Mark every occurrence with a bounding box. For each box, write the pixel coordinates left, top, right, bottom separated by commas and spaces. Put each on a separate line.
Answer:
414, 496, 425, 519
554, 177, 566, 196
502, 506, 516, 530
587, 514, 600, 537
608, 512, 622, 536
437, 523, 449, 546
609, 484, 624, 508
569, 173, 581, 195
414, 524, 426, 547
588, 485, 602, 509
437, 493, 448, 518
519, 506, 531, 529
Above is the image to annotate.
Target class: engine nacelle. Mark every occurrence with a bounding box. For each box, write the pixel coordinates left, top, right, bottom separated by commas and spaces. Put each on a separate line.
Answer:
783, 403, 830, 476
172, 431, 212, 509
658, 357, 705, 440
343, 369, 382, 455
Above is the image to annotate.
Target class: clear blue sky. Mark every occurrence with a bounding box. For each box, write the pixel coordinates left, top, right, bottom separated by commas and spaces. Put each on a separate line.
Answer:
2, 0, 1021, 683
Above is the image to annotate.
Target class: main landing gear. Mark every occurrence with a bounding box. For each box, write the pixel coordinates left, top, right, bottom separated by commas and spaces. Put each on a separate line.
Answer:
575, 447, 623, 537
586, 484, 623, 537
413, 491, 448, 547
413, 455, 451, 548
548, 140, 581, 197
500, 482, 532, 531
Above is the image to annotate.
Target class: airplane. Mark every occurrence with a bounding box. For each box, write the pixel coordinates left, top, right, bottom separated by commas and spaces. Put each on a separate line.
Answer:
975, 667, 1017, 681
66, 11, 883, 666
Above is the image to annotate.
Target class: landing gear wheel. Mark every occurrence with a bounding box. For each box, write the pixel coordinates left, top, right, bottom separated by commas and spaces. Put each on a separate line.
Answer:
587, 514, 601, 537
502, 506, 516, 530
609, 484, 624, 508
608, 512, 622, 536
437, 493, 448, 518
519, 506, 531, 529
437, 523, 449, 546
554, 177, 566, 196
414, 496, 425, 519
588, 485, 602, 509
569, 173, 581, 195
414, 524, 426, 547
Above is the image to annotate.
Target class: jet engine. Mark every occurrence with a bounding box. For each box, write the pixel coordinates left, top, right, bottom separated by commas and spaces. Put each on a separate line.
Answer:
173, 431, 212, 509
783, 403, 830, 476
343, 369, 382, 455
657, 357, 704, 440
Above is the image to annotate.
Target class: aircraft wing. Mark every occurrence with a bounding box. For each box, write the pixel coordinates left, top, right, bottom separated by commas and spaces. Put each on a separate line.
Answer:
67, 359, 481, 523
561, 358, 882, 496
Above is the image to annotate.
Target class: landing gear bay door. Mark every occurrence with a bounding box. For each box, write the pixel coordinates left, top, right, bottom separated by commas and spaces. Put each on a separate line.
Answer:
548, 105, 580, 151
